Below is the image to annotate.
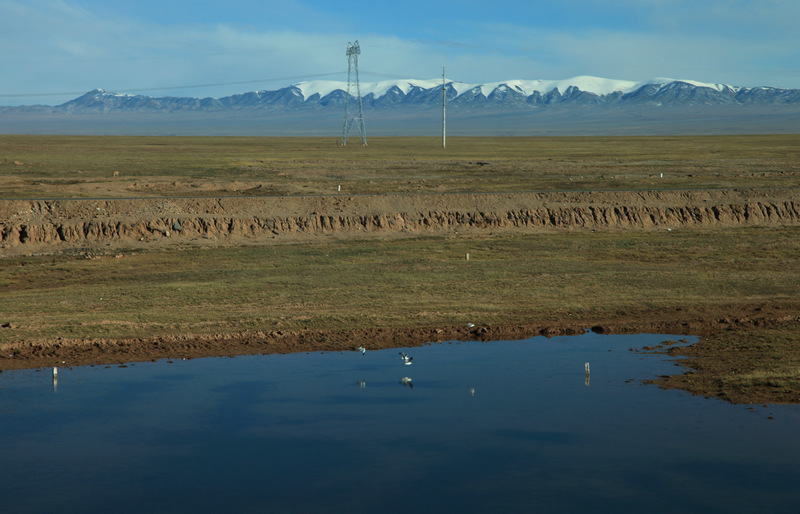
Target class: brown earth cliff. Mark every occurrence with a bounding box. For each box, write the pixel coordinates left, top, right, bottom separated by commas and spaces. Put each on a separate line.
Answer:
2, 188, 798, 253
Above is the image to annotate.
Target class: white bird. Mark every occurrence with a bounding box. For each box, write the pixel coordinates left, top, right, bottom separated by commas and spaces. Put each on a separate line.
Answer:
466, 323, 475, 328
357, 346, 366, 355
399, 352, 413, 365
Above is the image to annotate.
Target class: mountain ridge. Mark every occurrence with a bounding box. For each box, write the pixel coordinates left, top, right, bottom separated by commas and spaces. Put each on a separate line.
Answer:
3, 76, 799, 136
6, 76, 800, 114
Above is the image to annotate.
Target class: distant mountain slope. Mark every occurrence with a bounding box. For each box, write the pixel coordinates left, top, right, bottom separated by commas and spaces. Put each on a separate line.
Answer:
34, 76, 800, 113
2, 76, 799, 136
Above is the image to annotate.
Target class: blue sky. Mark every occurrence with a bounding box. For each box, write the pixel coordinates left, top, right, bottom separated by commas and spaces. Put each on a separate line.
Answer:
1, 0, 799, 106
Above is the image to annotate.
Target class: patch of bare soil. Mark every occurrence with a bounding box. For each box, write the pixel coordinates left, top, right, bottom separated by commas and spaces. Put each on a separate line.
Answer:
2, 188, 799, 254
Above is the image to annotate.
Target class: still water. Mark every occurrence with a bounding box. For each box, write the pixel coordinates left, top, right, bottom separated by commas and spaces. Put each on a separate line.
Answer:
1, 333, 799, 513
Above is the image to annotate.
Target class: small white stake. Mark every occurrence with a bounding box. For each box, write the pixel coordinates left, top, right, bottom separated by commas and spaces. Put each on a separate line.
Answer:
338, 184, 341, 191
585, 362, 590, 375
465, 253, 470, 261
53, 366, 58, 377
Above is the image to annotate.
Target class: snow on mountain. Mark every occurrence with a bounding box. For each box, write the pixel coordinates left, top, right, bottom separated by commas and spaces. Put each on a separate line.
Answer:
296, 79, 444, 99
23, 75, 800, 114
293, 76, 730, 101
295, 76, 651, 100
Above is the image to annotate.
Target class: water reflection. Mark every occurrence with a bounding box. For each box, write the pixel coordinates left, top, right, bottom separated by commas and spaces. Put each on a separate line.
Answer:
2, 333, 799, 514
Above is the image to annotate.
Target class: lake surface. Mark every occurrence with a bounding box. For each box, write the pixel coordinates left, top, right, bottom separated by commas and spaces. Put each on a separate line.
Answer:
1, 333, 799, 513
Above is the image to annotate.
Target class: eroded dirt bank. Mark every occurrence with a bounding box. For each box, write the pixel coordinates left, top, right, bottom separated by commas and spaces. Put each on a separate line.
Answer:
2, 188, 799, 254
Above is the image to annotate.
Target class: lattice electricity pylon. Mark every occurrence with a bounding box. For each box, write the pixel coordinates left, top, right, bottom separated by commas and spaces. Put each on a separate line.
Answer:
342, 40, 367, 146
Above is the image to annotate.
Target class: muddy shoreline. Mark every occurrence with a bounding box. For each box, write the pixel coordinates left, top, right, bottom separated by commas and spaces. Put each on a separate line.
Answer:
3, 300, 797, 371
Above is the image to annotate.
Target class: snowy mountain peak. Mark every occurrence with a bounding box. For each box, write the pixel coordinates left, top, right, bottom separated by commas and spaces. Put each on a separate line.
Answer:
40, 75, 800, 113
292, 76, 702, 100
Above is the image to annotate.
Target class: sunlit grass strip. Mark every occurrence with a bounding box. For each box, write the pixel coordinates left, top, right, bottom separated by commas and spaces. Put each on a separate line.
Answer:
1, 226, 798, 342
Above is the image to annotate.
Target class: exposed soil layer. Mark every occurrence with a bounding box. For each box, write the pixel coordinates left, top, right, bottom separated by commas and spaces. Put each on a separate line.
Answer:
2, 188, 799, 254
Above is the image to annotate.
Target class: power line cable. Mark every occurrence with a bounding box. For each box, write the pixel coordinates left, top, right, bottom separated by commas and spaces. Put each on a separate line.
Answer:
0, 70, 458, 100
0, 72, 344, 99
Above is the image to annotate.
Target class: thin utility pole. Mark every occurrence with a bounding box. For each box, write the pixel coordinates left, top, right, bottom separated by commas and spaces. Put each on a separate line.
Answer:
442, 66, 446, 149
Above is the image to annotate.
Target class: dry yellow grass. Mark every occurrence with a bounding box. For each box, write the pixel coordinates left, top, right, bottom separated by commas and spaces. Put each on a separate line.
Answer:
2, 134, 799, 198
1, 227, 798, 343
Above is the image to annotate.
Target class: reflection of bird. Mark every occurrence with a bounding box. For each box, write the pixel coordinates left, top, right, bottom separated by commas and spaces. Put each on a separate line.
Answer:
400, 377, 413, 388
399, 352, 413, 365
357, 346, 366, 355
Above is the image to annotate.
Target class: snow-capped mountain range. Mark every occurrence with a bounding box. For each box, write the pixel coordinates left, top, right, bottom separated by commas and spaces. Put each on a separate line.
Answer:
296, 76, 729, 99
36, 75, 800, 113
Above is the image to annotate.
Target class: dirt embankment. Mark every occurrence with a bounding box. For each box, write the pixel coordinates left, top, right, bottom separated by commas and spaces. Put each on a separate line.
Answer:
1, 188, 799, 253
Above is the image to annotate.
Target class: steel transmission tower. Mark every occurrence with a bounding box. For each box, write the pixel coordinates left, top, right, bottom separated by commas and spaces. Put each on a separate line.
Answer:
342, 41, 367, 146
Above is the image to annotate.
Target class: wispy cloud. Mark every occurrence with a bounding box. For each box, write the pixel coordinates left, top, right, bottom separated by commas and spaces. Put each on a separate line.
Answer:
1, 0, 799, 106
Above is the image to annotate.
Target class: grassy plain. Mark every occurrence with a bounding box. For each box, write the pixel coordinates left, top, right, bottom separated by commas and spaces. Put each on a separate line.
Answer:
1, 134, 799, 198
1, 226, 799, 344
1, 134, 799, 402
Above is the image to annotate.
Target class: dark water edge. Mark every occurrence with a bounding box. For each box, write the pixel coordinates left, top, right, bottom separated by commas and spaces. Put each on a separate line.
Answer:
1, 333, 799, 513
